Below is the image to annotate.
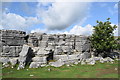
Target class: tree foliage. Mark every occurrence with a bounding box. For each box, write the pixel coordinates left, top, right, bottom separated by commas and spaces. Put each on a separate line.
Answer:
90, 18, 117, 57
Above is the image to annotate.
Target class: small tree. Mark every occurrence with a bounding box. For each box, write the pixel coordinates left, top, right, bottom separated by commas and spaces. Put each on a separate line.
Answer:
90, 18, 117, 57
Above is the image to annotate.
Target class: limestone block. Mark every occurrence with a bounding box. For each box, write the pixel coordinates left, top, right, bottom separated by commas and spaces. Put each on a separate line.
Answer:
0, 52, 11, 57
42, 35, 49, 41
75, 42, 82, 52
75, 36, 82, 42
47, 42, 56, 49
54, 55, 69, 61
9, 46, 16, 56
58, 41, 65, 46
39, 41, 47, 48
54, 46, 63, 55
32, 47, 39, 53
49, 59, 64, 67
16, 46, 22, 54
82, 41, 90, 52
0, 57, 9, 63
18, 57, 27, 63
29, 62, 41, 68
19, 45, 30, 57
68, 54, 79, 60
0, 42, 3, 52
32, 56, 47, 63
65, 35, 71, 39
3, 46, 10, 53
9, 58, 18, 67
61, 46, 72, 53
65, 41, 74, 46
36, 48, 48, 55
81, 52, 91, 59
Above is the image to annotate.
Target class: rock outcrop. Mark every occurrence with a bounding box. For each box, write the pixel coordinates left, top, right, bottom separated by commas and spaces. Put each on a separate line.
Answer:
1, 30, 117, 69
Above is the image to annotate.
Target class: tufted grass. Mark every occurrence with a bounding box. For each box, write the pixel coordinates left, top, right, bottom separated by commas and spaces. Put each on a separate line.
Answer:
2, 60, 119, 78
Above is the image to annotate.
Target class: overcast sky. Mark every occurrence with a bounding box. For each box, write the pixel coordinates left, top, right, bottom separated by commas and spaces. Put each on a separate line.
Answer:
0, 1, 119, 36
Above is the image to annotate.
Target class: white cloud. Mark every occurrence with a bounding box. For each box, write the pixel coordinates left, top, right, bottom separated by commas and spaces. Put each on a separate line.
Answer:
31, 28, 47, 33
37, 2, 90, 30
114, 3, 118, 9
1, 12, 40, 31
111, 24, 118, 36
62, 24, 93, 36
114, 27, 118, 36
62, 24, 118, 36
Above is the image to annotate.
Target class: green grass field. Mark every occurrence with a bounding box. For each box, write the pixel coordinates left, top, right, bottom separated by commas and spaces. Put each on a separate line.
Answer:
2, 61, 119, 78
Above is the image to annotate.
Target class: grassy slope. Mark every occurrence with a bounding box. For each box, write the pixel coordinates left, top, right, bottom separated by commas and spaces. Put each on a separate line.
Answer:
2, 61, 119, 78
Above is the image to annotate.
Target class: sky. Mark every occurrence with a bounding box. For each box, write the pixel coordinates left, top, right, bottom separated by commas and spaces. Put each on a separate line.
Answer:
0, 1, 119, 36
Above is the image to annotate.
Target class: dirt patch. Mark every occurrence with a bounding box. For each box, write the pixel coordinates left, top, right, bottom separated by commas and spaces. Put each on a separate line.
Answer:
106, 65, 111, 67
76, 74, 83, 78
96, 67, 118, 77
61, 70, 70, 72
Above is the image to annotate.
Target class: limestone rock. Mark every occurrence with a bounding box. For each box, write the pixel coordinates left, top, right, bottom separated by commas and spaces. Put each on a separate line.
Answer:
19, 44, 30, 57
32, 56, 47, 63
17, 62, 25, 70
3, 46, 10, 53
9, 58, 18, 67
36, 48, 48, 55
80, 52, 91, 60
49, 59, 64, 67
82, 41, 90, 52
0, 57, 9, 63
29, 62, 41, 68
54, 46, 63, 55
81, 60, 86, 65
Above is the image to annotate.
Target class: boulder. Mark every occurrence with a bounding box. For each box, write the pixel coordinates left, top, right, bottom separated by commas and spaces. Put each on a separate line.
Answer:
86, 58, 96, 65
18, 44, 33, 69
81, 60, 86, 65
81, 52, 91, 60
29, 62, 41, 68
49, 59, 64, 67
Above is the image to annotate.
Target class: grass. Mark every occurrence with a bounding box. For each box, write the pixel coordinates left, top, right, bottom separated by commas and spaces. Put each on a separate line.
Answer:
2, 61, 119, 78
0, 63, 2, 79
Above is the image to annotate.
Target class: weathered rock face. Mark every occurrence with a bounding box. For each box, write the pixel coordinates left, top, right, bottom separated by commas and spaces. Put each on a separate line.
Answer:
18, 44, 34, 69
0, 30, 26, 46
27, 33, 90, 54
1, 46, 22, 57
0, 30, 91, 69
0, 30, 26, 57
